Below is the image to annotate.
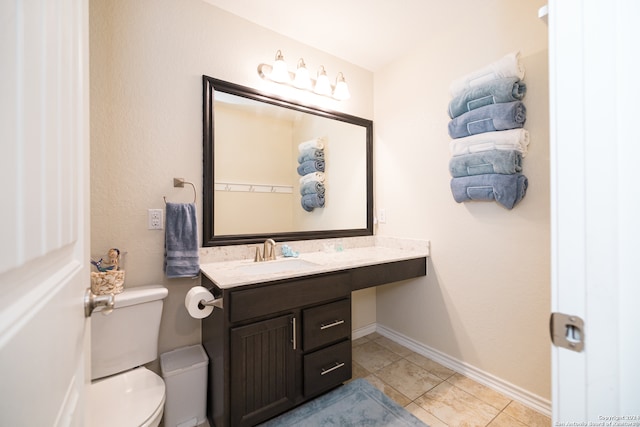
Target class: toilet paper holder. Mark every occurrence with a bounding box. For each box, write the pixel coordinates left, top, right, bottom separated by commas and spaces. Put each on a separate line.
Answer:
199, 297, 223, 310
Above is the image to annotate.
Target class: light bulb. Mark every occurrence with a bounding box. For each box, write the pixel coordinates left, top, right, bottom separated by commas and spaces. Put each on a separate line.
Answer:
270, 50, 290, 83
333, 72, 351, 100
293, 58, 311, 89
314, 66, 331, 96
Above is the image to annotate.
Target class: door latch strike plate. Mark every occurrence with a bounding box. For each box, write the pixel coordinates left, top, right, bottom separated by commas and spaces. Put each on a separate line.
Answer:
550, 312, 584, 352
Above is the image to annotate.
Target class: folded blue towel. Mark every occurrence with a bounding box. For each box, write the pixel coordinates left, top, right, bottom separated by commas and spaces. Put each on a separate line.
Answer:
448, 101, 526, 139
449, 149, 522, 177
301, 193, 325, 212
298, 147, 325, 163
448, 77, 526, 119
164, 202, 199, 278
450, 173, 528, 209
300, 180, 325, 196
297, 159, 325, 176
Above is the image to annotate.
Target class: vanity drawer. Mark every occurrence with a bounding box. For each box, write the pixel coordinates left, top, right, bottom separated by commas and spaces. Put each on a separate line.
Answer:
303, 340, 352, 397
302, 299, 351, 351
229, 272, 350, 323
351, 258, 427, 291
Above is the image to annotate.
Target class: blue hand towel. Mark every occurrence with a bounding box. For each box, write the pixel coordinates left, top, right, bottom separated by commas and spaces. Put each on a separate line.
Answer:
449, 149, 522, 177
298, 147, 325, 163
297, 159, 325, 176
164, 202, 199, 278
301, 193, 325, 212
448, 101, 526, 139
448, 77, 526, 119
300, 180, 326, 196
450, 173, 528, 209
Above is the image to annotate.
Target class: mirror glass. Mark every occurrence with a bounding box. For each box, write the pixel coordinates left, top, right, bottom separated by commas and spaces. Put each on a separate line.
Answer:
203, 76, 373, 246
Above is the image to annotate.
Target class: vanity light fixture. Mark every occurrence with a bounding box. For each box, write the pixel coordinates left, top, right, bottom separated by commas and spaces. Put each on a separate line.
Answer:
269, 50, 290, 83
293, 58, 311, 90
314, 66, 332, 96
257, 50, 351, 101
333, 72, 351, 101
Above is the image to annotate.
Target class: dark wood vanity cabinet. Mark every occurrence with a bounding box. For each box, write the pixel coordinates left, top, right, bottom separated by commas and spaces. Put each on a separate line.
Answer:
202, 271, 354, 427
201, 257, 426, 427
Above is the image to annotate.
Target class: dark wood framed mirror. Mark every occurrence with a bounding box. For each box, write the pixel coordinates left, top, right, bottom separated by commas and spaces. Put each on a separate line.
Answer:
203, 76, 373, 246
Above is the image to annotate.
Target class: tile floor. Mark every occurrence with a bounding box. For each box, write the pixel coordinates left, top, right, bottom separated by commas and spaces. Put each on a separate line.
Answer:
195, 332, 551, 427
351, 333, 551, 427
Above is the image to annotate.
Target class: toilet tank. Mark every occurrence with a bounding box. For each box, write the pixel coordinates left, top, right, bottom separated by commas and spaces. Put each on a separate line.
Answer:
91, 285, 168, 380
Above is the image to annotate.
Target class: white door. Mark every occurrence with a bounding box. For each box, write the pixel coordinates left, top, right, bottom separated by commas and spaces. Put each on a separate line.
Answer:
0, 1, 90, 426
549, 0, 640, 422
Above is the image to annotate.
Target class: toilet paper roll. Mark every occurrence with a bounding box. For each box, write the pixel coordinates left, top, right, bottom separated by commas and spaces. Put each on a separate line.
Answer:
185, 286, 215, 319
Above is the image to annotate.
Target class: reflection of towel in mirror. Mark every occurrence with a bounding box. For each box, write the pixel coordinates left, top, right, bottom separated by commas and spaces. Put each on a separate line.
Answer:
448, 101, 526, 139
301, 193, 325, 212
448, 77, 526, 119
298, 147, 325, 163
299, 172, 325, 185
298, 138, 324, 151
297, 159, 325, 176
450, 173, 528, 209
450, 128, 530, 157
449, 150, 522, 177
450, 51, 525, 97
164, 203, 200, 278
300, 180, 326, 196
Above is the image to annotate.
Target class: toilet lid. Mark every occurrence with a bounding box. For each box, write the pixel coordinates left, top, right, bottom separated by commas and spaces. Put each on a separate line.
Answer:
89, 367, 165, 427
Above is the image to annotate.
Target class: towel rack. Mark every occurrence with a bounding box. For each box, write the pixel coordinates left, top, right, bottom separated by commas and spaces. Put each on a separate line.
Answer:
214, 181, 293, 194
163, 178, 197, 204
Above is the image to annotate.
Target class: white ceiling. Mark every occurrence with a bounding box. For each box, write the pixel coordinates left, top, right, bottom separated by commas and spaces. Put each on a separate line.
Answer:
203, 0, 469, 71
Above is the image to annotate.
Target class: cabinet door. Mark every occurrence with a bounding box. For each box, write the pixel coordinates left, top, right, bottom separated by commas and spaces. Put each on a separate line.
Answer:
230, 314, 296, 427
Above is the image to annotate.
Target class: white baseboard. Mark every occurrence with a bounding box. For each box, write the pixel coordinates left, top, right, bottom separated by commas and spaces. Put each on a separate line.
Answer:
352, 323, 551, 417
352, 323, 377, 340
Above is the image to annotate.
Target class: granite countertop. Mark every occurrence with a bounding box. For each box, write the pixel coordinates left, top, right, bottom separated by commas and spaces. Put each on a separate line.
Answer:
199, 237, 430, 289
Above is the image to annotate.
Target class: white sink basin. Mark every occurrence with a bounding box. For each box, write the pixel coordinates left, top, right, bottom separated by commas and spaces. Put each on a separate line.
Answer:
235, 258, 318, 275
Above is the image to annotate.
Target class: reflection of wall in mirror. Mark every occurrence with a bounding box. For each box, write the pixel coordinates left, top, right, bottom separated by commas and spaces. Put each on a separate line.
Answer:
292, 115, 366, 231
214, 104, 294, 235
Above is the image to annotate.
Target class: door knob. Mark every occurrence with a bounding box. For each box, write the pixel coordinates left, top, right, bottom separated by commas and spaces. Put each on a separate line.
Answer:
84, 288, 115, 318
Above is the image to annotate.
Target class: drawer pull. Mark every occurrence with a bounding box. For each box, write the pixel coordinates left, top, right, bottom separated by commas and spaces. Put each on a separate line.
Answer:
320, 319, 345, 330
320, 362, 345, 376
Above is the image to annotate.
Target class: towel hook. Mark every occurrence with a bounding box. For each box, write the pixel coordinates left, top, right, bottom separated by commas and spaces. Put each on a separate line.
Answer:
163, 178, 197, 204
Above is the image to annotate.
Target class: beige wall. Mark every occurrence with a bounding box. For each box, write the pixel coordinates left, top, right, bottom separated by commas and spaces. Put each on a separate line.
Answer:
90, 0, 550, 402
214, 105, 294, 235
373, 0, 550, 399
89, 0, 374, 358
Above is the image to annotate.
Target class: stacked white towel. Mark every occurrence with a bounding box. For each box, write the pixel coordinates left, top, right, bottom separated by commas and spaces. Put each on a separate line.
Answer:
449, 128, 530, 157
298, 138, 324, 151
299, 171, 325, 185
449, 51, 525, 98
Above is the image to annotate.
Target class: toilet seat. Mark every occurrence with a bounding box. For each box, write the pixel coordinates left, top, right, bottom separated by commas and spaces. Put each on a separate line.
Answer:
89, 367, 165, 427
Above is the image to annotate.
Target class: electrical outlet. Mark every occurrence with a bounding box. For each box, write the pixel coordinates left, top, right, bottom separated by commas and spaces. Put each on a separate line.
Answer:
378, 208, 386, 224
148, 209, 163, 230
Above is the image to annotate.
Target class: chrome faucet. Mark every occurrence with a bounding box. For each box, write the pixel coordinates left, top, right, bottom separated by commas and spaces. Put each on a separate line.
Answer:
254, 239, 277, 262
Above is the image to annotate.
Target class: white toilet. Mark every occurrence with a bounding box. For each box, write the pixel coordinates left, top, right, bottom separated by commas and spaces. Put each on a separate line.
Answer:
89, 285, 169, 427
